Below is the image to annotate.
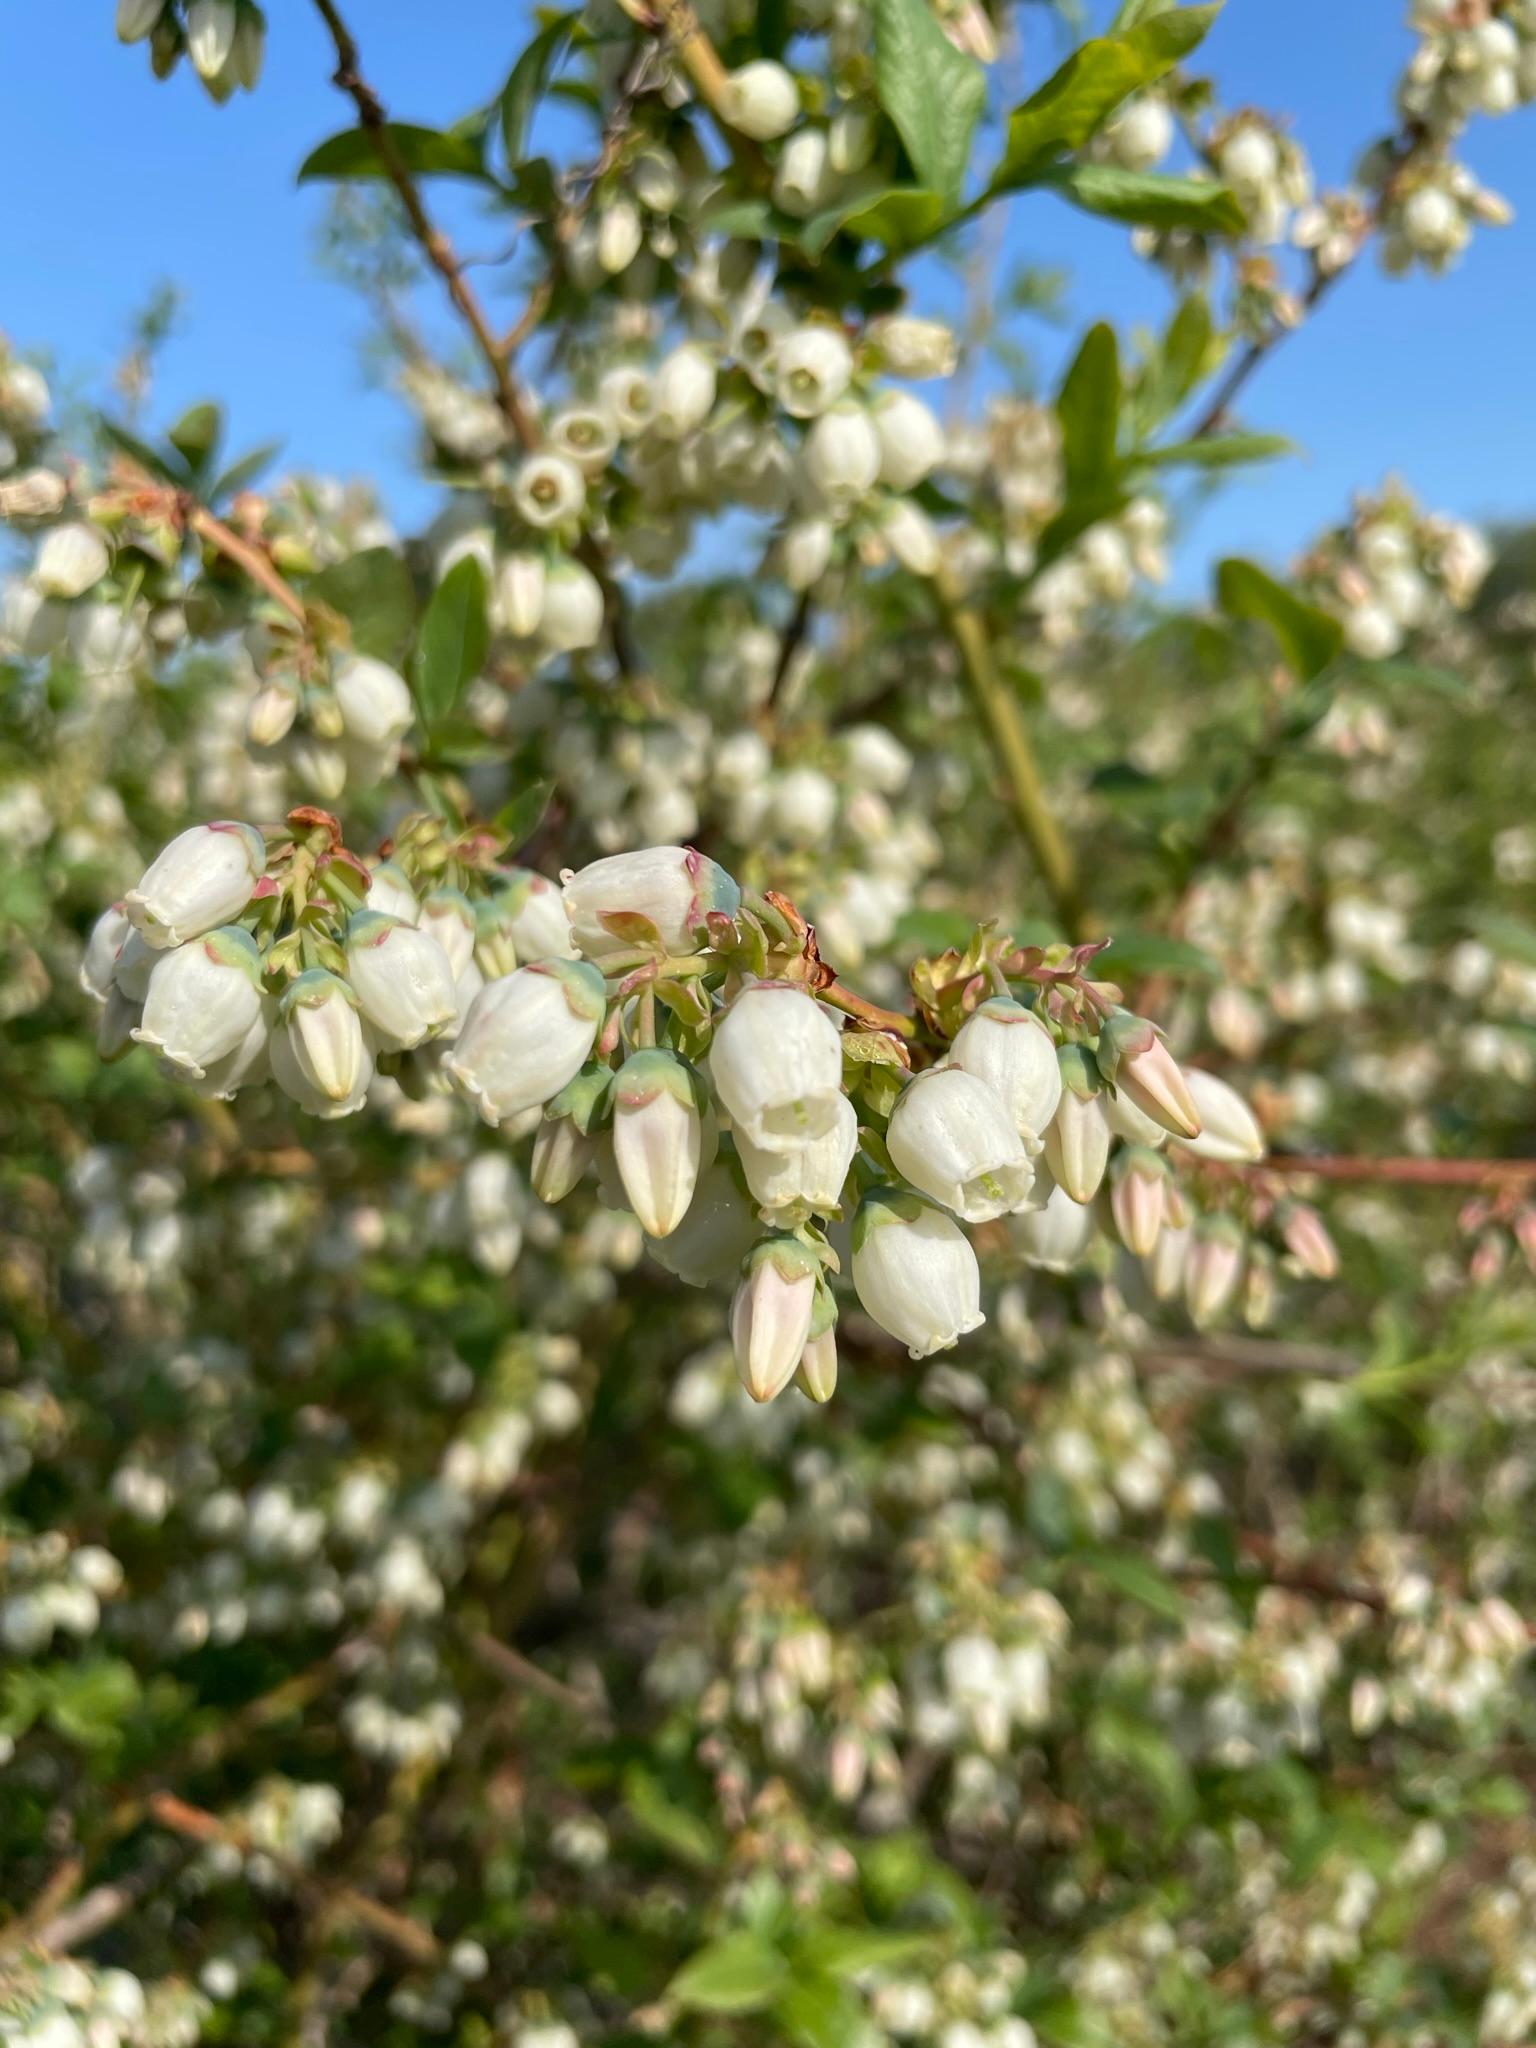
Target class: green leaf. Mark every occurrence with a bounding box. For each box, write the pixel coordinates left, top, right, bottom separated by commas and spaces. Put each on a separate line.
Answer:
46, 1658, 141, 1753
873, 0, 986, 207
799, 185, 949, 256
668, 1932, 787, 2014
414, 555, 489, 730
1043, 162, 1246, 233
308, 547, 416, 665
622, 1765, 720, 1869
796, 1926, 942, 1977
993, 7, 1220, 189
894, 907, 978, 953
697, 197, 784, 242
1075, 1548, 1189, 1622
1101, 931, 1220, 979
500, 12, 583, 168
1057, 322, 1121, 497
1151, 293, 1214, 419
1346, 657, 1470, 698
298, 121, 489, 185
1141, 431, 1294, 469
167, 401, 222, 477
1216, 556, 1344, 681
210, 440, 283, 503
1088, 1707, 1196, 1823
775, 1969, 868, 2048
99, 417, 188, 486
495, 779, 554, 851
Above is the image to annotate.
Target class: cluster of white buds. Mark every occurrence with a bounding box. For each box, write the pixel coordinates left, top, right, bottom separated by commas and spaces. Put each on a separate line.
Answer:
1210, 114, 1314, 246
245, 643, 416, 800
88, 826, 1290, 1395
1371, 153, 1513, 273
1401, 0, 1536, 131
116, 0, 266, 99
0, 1957, 204, 2048
1295, 479, 1492, 660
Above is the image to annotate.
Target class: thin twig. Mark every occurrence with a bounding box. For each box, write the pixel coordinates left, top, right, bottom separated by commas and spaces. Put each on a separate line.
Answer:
186, 502, 308, 625
1222, 1154, 1536, 1188
762, 584, 815, 723
466, 1629, 612, 1726
1134, 1333, 1360, 1379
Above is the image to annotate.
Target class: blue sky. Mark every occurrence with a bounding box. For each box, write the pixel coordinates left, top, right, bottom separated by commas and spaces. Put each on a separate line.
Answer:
5, 2, 1535, 593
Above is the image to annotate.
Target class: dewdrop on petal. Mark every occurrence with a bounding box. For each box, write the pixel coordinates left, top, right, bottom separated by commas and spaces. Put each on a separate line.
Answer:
719, 59, 800, 141
887, 1066, 1035, 1223
1042, 1045, 1111, 1204
124, 821, 266, 950
709, 981, 843, 1153
132, 928, 265, 1079
852, 1187, 984, 1358
344, 910, 458, 1052
1177, 1069, 1265, 1164
443, 960, 606, 1128
611, 1048, 707, 1239
731, 1236, 820, 1402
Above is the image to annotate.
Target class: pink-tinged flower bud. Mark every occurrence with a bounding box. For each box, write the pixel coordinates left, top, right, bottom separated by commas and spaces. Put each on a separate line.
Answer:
948, 996, 1060, 1149
1184, 1218, 1245, 1326
802, 403, 880, 501
774, 327, 852, 421
888, 1066, 1035, 1223
865, 315, 958, 380
1143, 1219, 1189, 1302
531, 1116, 594, 1204
492, 868, 575, 962
719, 59, 800, 141
443, 960, 606, 1128
34, 522, 110, 599
1281, 1201, 1338, 1279
851, 1187, 984, 1358
117, 0, 164, 42
366, 861, 420, 926
1110, 1147, 1168, 1257
276, 968, 370, 1113
1096, 1013, 1201, 1142
512, 451, 586, 530
333, 654, 413, 749
612, 1049, 707, 1238
652, 344, 717, 438
132, 926, 265, 1079
124, 821, 266, 950
1010, 1176, 1096, 1273
561, 845, 740, 961
731, 1236, 820, 1402
345, 910, 458, 1052
538, 560, 605, 653
872, 390, 945, 492
186, 0, 237, 81
418, 890, 477, 980
496, 552, 546, 638
735, 1090, 858, 1224
710, 982, 843, 1153
796, 1323, 838, 1403
1178, 1069, 1265, 1164
80, 904, 131, 1004
1042, 1045, 1110, 1204
646, 1155, 760, 1285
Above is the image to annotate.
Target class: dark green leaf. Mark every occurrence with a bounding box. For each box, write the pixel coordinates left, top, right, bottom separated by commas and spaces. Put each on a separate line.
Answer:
1153, 294, 1214, 418
1216, 556, 1344, 681
992, 7, 1219, 189
873, 0, 986, 207
495, 779, 554, 851
309, 547, 416, 665
46, 1658, 141, 1752
1076, 1548, 1190, 1621
1103, 930, 1221, 979
99, 418, 187, 486
500, 12, 583, 169
298, 121, 489, 185
210, 440, 283, 503
414, 555, 489, 730
894, 907, 980, 954
167, 402, 222, 477
622, 1765, 720, 1868
798, 185, 948, 256
1043, 162, 1246, 233
697, 197, 783, 242
668, 1932, 787, 2014
1088, 1707, 1196, 1821
1141, 431, 1294, 469
1057, 322, 1121, 497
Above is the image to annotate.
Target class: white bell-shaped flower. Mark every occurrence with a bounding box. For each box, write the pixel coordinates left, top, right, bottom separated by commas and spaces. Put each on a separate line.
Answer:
562, 845, 740, 960
496, 552, 546, 638
719, 59, 800, 141
344, 910, 458, 1051
731, 1236, 821, 1402
802, 403, 880, 500
80, 904, 131, 1004
887, 1066, 1035, 1222
1144, 1219, 1190, 1301
333, 655, 413, 749
275, 969, 372, 1117
773, 128, 837, 217
538, 560, 605, 653
512, 452, 586, 530
124, 821, 266, 950
132, 927, 265, 1079
774, 326, 853, 420
1010, 1176, 1097, 1273
872, 390, 945, 491
34, 523, 110, 599
418, 890, 477, 981
881, 499, 940, 576
597, 197, 643, 275
1176, 1069, 1267, 1164
646, 1155, 760, 1286
492, 868, 575, 961
612, 1049, 707, 1239
365, 861, 421, 926
782, 517, 834, 590
948, 997, 1060, 1149
652, 343, 717, 438
735, 1091, 858, 1223
1184, 1218, 1246, 1325
709, 982, 844, 1153
443, 960, 606, 1128
851, 1188, 984, 1358
865, 314, 958, 379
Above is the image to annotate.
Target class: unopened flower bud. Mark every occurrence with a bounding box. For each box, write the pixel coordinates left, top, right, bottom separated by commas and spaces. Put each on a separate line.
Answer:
1110, 1147, 1168, 1257
1243, 1244, 1277, 1328
647, 1155, 759, 1285
539, 560, 604, 653
880, 498, 940, 576
1281, 1201, 1338, 1279
774, 127, 836, 217
888, 1066, 1034, 1222
345, 910, 458, 1051
731, 1235, 821, 1402
872, 390, 945, 491
828, 107, 876, 176
782, 518, 834, 591
333, 654, 413, 749
1184, 1217, 1245, 1326
1042, 1045, 1111, 1203
1178, 1068, 1265, 1163
1106, 94, 1174, 172
231, 2, 265, 89
597, 196, 643, 275
132, 927, 265, 1078
865, 315, 958, 380
34, 522, 110, 599
1143, 1219, 1189, 1302
1096, 1012, 1201, 1142
720, 59, 800, 142
710, 981, 843, 1153
612, 1048, 707, 1238
366, 861, 420, 926
124, 820, 266, 950
117, 0, 164, 41
80, 904, 131, 1005
652, 344, 717, 437
246, 680, 299, 747
803, 403, 880, 501
186, 0, 237, 81
1011, 1176, 1096, 1272
443, 960, 606, 1128
496, 552, 546, 638
276, 968, 371, 1114
852, 1187, 984, 1358
562, 845, 740, 961
796, 1320, 839, 1402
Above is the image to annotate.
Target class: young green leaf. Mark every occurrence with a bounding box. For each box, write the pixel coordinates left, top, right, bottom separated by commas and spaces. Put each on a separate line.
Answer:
668, 1932, 788, 2014
1043, 161, 1246, 233
1141, 431, 1294, 469
797, 184, 948, 256
309, 547, 416, 666
1057, 322, 1121, 498
499, 12, 584, 169
1216, 556, 1345, 680
495, 779, 554, 852
167, 402, 223, 478
414, 555, 490, 730
873, 0, 986, 207
298, 121, 489, 185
